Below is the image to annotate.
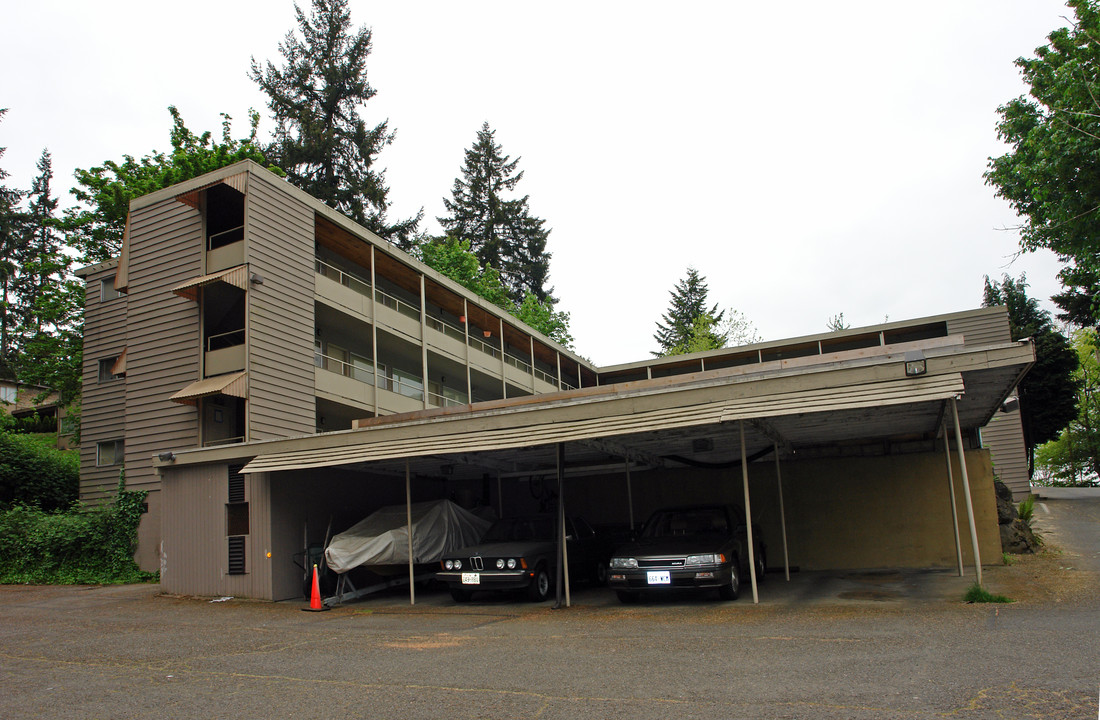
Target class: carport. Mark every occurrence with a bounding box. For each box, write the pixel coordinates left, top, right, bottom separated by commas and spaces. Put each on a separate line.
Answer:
227, 334, 1033, 606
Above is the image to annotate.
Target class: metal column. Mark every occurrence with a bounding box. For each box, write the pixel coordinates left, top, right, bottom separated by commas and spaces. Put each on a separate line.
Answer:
739, 420, 759, 603
773, 443, 790, 582
941, 422, 965, 577
951, 397, 983, 585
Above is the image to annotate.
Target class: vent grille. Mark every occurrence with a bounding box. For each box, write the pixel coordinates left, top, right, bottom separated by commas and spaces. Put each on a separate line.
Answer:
228, 464, 245, 503
228, 536, 246, 575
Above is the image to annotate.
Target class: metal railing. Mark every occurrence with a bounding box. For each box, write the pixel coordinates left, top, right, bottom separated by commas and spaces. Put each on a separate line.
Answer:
207, 328, 245, 352
534, 367, 557, 385
207, 224, 244, 251
315, 258, 373, 297
374, 289, 420, 321
315, 352, 376, 384
504, 352, 532, 374
427, 390, 466, 408
426, 316, 466, 343
379, 374, 424, 401
467, 334, 501, 359
204, 436, 245, 447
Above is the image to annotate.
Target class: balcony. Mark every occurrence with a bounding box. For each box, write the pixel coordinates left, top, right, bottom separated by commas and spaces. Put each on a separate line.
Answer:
207, 225, 245, 273
205, 329, 245, 376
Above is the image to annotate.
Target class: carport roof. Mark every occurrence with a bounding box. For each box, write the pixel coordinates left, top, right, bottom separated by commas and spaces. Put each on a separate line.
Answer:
157, 335, 1034, 480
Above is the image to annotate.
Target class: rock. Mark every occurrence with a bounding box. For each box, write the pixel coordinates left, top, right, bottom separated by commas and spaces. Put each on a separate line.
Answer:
1000, 519, 1040, 554
993, 480, 1017, 525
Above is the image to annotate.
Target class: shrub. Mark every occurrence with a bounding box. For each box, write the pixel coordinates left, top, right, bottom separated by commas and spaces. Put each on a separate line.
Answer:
0, 431, 79, 511
0, 477, 155, 585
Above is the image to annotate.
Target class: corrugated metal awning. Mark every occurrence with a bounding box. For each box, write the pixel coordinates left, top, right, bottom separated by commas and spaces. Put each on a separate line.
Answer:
241, 373, 965, 474
175, 171, 248, 209
110, 348, 127, 376
170, 371, 247, 406
171, 265, 250, 301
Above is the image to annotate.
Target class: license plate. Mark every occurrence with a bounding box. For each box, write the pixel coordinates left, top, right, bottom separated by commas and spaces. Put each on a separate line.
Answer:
461, 572, 480, 585
647, 571, 671, 585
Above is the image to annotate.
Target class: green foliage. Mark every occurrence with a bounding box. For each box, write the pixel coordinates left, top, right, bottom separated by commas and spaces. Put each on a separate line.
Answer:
826, 313, 851, 331
985, 1, 1100, 325
1002, 552, 1016, 566
0, 476, 154, 585
438, 122, 553, 305
251, 0, 420, 245
1035, 329, 1100, 486
963, 583, 1012, 604
1016, 495, 1036, 527
0, 430, 79, 512
414, 235, 573, 347
983, 274, 1079, 477
65, 106, 274, 264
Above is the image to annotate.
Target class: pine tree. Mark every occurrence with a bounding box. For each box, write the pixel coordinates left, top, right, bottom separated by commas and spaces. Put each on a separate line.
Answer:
19, 150, 69, 341
653, 267, 725, 356
0, 109, 26, 367
250, 0, 420, 245
438, 122, 553, 306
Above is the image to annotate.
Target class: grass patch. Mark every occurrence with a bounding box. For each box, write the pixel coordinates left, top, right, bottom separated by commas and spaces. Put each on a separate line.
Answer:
1002, 552, 1015, 565
964, 583, 1013, 604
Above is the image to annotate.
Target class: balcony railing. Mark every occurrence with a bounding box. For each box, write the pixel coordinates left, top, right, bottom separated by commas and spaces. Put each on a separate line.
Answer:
208, 224, 244, 251
315, 258, 373, 297
315, 352, 376, 384
203, 436, 245, 447
467, 334, 501, 359
426, 316, 466, 343
504, 352, 531, 374
379, 374, 424, 401
374, 289, 420, 321
207, 328, 245, 352
534, 367, 557, 385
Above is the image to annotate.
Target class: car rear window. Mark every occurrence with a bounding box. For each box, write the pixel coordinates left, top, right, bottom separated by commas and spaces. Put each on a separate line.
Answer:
643, 508, 729, 537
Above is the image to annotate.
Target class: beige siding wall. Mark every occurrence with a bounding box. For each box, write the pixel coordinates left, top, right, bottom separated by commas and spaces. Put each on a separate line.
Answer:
571, 450, 1002, 569
981, 408, 1030, 499
245, 172, 316, 440
80, 264, 128, 502
125, 199, 204, 569
161, 463, 274, 599
947, 309, 1012, 346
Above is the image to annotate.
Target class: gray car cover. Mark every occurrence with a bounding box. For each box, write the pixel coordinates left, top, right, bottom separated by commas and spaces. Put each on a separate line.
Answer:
324, 500, 493, 573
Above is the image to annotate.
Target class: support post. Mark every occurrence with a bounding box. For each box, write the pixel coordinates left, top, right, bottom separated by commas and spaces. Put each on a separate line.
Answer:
773, 443, 790, 582
555, 442, 571, 608
951, 397, 982, 586
625, 460, 635, 530
739, 420, 759, 603
406, 459, 415, 605
941, 421, 965, 577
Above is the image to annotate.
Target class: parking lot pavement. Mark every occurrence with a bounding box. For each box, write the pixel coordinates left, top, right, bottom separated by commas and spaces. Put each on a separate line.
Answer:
1, 494, 1097, 719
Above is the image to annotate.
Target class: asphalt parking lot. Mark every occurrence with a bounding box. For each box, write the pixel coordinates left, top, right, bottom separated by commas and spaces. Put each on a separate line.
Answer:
1, 488, 1098, 719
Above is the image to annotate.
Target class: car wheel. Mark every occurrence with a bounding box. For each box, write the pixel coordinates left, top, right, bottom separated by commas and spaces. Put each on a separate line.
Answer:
527, 566, 551, 602
593, 561, 609, 586
719, 563, 740, 601
616, 590, 639, 604
450, 587, 472, 603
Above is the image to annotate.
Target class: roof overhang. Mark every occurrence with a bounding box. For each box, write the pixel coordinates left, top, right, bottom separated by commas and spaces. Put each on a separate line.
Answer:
171, 265, 250, 301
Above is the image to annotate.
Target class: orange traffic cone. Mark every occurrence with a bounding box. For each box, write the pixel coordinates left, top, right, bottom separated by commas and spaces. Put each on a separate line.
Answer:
301, 563, 330, 612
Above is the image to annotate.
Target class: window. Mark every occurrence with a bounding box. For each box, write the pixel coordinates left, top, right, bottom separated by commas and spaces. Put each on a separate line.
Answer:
59, 416, 76, 435
0, 385, 16, 404
99, 357, 122, 382
96, 440, 124, 467
100, 278, 123, 302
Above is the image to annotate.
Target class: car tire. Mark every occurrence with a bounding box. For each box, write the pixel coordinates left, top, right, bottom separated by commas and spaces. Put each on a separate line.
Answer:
592, 561, 609, 586
450, 587, 472, 603
527, 566, 551, 602
616, 590, 639, 604
719, 563, 740, 601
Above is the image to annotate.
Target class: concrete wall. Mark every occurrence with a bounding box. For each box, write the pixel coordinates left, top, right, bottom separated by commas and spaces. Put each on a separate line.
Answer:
569, 449, 1001, 570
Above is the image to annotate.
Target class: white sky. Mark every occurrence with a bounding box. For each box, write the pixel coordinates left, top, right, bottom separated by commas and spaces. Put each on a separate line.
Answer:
1, 0, 1074, 366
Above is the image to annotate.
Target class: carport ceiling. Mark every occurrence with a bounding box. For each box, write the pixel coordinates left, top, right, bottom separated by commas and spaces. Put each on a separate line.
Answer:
233, 343, 1032, 482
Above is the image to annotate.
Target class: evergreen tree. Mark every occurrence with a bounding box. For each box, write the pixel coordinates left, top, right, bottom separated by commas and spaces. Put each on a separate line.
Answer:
983, 274, 1080, 477
250, 0, 420, 245
438, 122, 553, 306
19, 150, 68, 340
0, 109, 26, 367
653, 267, 725, 356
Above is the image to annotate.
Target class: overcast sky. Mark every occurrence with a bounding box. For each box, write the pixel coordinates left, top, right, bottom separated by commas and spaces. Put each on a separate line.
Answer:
1, 1, 1074, 366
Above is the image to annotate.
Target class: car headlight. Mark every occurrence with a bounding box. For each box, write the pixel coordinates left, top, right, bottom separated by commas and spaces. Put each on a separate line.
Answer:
610, 557, 638, 569
685, 553, 725, 566
495, 558, 505, 569
453, 559, 462, 570
443, 560, 453, 570
506, 558, 517, 569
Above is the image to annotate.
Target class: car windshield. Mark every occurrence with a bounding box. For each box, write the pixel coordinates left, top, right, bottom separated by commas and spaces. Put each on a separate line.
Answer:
642, 508, 729, 538
482, 516, 555, 542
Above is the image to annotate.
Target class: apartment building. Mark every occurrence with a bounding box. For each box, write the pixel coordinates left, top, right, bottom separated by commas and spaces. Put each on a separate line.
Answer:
77, 160, 1031, 575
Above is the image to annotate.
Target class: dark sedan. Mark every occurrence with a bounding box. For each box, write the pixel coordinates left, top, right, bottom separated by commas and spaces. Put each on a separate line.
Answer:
608, 504, 765, 602
437, 514, 609, 602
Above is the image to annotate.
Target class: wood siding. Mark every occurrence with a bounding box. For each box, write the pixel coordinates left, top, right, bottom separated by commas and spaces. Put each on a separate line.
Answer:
79, 264, 128, 502
161, 463, 274, 599
124, 199, 203, 494
946, 309, 1012, 347
981, 408, 1030, 499
245, 172, 316, 440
